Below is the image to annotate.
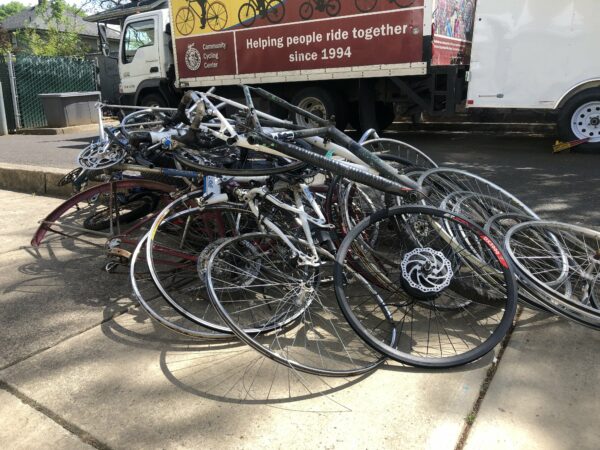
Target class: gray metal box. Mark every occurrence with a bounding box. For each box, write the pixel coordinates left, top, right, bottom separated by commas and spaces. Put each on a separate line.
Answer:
38, 91, 101, 128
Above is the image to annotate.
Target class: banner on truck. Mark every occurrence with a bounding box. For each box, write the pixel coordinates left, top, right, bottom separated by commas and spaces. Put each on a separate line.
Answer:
431, 0, 476, 65
170, 0, 426, 81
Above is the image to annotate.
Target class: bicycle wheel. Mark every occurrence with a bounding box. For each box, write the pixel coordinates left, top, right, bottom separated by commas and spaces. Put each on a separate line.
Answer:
335, 206, 518, 368
355, 0, 377, 13
299, 1, 313, 20
175, 7, 196, 35
326, 0, 341, 16
206, 233, 387, 376
266, 0, 285, 23
505, 221, 600, 328
207, 1, 228, 31
131, 234, 232, 339
146, 192, 261, 332
333, 153, 420, 237
173, 145, 305, 176
237, 2, 256, 27
31, 180, 176, 247
418, 168, 538, 226
83, 193, 157, 231
120, 108, 168, 140
362, 138, 437, 169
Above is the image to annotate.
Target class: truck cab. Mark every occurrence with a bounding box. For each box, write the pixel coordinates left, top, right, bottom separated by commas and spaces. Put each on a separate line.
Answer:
119, 9, 175, 107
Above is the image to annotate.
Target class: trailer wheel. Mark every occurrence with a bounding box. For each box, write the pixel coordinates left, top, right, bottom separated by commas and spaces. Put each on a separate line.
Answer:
291, 87, 348, 130
558, 88, 600, 152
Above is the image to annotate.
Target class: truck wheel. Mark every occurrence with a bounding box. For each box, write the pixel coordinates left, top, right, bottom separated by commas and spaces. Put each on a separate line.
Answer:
376, 102, 396, 132
139, 94, 167, 108
291, 87, 348, 130
349, 101, 395, 132
558, 88, 600, 152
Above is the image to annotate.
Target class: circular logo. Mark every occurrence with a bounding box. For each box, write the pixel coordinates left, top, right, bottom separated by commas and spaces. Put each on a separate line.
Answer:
185, 43, 201, 71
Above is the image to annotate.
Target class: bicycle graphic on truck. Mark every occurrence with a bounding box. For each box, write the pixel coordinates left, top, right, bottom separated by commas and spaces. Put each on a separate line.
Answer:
299, 0, 341, 20
355, 0, 416, 13
175, 0, 228, 36
238, 0, 286, 28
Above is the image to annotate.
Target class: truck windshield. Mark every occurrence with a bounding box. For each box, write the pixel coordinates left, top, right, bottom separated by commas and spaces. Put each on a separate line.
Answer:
122, 19, 155, 64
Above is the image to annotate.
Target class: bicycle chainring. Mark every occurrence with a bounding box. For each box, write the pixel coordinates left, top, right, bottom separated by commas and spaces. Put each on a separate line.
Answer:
78, 141, 126, 170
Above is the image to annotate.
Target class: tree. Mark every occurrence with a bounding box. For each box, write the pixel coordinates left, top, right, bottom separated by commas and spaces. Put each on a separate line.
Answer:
0, 26, 12, 53
87, 0, 129, 13
0, 1, 26, 22
15, 0, 90, 56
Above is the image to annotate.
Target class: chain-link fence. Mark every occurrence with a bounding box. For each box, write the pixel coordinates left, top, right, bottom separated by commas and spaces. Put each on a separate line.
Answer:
0, 54, 97, 130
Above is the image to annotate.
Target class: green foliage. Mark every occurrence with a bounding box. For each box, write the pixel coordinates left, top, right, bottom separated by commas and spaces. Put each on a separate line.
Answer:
0, 1, 26, 22
0, 27, 12, 53
15, 0, 89, 57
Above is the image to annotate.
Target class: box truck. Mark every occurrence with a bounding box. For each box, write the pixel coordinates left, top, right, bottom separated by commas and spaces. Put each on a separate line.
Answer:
90, 0, 600, 150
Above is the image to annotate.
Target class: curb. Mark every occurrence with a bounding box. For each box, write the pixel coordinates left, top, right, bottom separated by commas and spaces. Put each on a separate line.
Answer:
16, 124, 101, 136
16, 119, 120, 136
0, 163, 71, 197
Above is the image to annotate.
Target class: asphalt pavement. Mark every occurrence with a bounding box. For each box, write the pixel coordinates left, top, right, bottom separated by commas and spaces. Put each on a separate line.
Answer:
0, 130, 599, 449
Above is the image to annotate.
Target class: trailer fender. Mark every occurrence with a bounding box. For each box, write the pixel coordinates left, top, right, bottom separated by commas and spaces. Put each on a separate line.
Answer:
556, 79, 600, 110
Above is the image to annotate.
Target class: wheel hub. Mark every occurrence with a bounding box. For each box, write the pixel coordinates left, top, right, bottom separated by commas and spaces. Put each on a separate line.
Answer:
401, 248, 453, 300
571, 101, 600, 142
296, 97, 327, 128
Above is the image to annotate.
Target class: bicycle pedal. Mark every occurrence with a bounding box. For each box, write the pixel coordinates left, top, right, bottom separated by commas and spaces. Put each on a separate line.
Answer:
107, 248, 132, 260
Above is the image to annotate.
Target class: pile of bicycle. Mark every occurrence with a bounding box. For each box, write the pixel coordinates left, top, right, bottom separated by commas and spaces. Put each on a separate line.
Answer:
31, 86, 600, 377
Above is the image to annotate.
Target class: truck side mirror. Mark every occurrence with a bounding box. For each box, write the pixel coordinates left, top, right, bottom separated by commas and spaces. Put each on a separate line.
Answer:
98, 23, 115, 59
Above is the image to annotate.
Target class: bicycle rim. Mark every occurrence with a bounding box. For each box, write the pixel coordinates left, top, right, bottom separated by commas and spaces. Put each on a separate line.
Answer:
206, 233, 387, 376
335, 206, 518, 368
131, 234, 233, 339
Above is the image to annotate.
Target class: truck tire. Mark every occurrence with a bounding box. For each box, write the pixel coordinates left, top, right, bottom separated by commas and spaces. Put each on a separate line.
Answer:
376, 102, 396, 132
291, 87, 348, 130
349, 101, 396, 133
139, 93, 167, 108
557, 88, 600, 152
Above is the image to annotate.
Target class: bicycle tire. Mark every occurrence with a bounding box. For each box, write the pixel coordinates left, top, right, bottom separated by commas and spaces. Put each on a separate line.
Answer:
31, 180, 176, 247
299, 1, 313, 20
82, 194, 157, 231
355, 0, 377, 13
238, 2, 256, 27
505, 221, 600, 328
146, 191, 261, 332
362, 138, 437, 169
175, 7, 195, 35
120, 109, 168, 140
393, 0, 416, 7
130, 233, 232, 339
266, 0, 285, 23
326, 0, 341, 16
334, 206, 518, 368
173, 145, 306, 176
206, 232, 388, 376
418, 168, 538, 226
207, 1, 228, 31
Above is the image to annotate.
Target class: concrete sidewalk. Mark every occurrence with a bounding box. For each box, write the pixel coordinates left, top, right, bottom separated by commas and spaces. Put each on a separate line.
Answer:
0, 189, 598, 449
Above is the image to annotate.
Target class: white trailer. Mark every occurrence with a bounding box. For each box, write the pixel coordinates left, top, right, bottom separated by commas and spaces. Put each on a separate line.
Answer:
467, 0, 600, 150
